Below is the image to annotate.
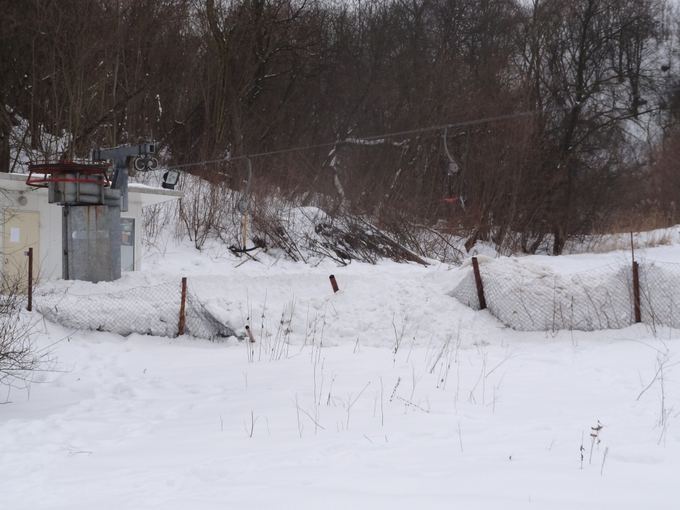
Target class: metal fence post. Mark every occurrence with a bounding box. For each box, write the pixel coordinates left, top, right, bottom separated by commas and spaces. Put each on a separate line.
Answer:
245, 325, 256, 343
26, 247, 33, 311
632, 261, 641, 323
329, 274, 339, 293
630, 232, 641, 324
472, 256, 487, 310
178, 277, 187, 336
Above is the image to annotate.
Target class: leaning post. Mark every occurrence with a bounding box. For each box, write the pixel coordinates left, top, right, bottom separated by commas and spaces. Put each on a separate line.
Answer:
471, 256, 487, 310
178, 277, 187, 336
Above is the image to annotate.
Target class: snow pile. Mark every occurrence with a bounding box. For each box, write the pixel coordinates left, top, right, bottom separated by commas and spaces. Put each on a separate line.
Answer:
31, 257, 451, 345
35, 279, 234, 340
249, 205, 329, 262
451, 257, 634, 331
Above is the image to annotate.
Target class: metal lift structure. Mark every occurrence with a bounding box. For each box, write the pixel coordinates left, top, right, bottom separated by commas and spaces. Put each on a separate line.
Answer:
26, 142, 157, 282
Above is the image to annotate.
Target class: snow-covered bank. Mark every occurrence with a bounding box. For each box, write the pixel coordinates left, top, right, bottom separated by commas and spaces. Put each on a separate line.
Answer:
34, 236, 680, 337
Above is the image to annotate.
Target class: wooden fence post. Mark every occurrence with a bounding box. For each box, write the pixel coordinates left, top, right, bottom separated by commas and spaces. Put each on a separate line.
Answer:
632, 261, 641, 323
178, 277, 187, 336
471, 256, 487, 310
26, 247, 33, 312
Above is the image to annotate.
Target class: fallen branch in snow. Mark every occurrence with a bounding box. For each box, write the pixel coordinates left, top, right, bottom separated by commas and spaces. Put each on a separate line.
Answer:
396, 396, 430, 414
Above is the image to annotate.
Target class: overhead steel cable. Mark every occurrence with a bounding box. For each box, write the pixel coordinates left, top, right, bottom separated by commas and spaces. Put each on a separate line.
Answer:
163, 99, 668, 172
163, 108, 558, 171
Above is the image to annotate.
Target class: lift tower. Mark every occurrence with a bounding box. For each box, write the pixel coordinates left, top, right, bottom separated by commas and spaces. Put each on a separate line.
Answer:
26, 143, 157, 282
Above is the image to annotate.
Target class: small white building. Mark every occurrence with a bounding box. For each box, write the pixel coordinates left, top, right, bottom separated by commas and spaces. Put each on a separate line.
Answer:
0, 172, 181, 284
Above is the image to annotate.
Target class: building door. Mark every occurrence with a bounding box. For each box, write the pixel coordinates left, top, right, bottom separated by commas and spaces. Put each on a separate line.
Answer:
2, 210, 40, 292
121, 218, 135, 272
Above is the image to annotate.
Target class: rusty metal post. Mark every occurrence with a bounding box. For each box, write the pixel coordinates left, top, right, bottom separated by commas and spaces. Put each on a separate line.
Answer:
178, 277, 187, 336
471, 256, 487, 310
630, 232, 635, 262
26, 247, 33, 311
329, 274, 339, 293
632, 261, 641, 323
245, 325, 256, 343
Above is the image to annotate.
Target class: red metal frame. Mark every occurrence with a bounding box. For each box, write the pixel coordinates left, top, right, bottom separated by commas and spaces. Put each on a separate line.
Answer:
26, 161, 111, 188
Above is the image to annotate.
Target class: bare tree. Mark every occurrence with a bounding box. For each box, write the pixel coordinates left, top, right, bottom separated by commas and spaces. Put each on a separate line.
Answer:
519, 0, 663, 253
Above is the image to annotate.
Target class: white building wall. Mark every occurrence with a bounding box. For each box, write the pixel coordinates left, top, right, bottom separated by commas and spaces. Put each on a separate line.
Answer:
2, 187, 144, 280
1, 187, 62, 280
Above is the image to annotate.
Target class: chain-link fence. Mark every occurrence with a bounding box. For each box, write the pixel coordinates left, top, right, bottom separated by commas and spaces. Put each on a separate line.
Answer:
26, 255, 680, 337
452, 256, 680, 332
34, 279, 234, 340
638, 260, 680, 330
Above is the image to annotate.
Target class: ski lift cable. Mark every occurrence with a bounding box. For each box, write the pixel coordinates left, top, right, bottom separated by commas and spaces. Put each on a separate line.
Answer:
166, 109, 541, 171
163, 102, 662, 172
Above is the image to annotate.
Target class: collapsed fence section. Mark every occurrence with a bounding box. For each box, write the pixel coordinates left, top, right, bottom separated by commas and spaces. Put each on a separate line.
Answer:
452, 256, 680, 332
34, 278, 234, 340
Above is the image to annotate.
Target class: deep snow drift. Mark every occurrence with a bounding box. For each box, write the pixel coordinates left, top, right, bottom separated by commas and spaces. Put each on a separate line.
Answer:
1, 237, 679, 509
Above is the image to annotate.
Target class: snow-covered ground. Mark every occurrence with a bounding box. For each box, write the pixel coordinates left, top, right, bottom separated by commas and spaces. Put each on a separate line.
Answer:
1, 238, 679, 509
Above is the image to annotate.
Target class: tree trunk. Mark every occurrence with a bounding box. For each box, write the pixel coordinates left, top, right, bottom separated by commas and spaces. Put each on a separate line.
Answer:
0, 105, 10, 173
